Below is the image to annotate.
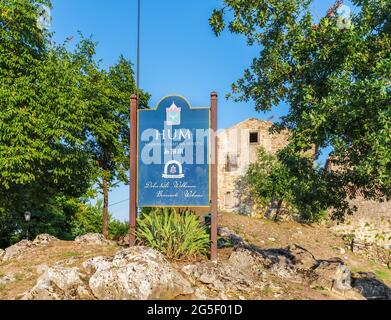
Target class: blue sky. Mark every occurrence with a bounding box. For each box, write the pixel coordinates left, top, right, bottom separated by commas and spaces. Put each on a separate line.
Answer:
50, 0, 352, 221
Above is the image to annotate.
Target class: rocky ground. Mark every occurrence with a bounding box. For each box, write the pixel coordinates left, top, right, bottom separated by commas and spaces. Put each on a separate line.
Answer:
0, 212, 390, 300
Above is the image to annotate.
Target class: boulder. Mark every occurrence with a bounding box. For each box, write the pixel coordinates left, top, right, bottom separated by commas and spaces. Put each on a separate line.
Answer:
261, 248, 302, 281
287, 244, 318, 270
36, 264, 49, 275
33, 234, 58, 246
117, 234, 130, 246
352, 272, 391, 300
311, 258, 352, 292
87, 247, 194, 300
22, 266, 92, 300
259, 244, 320, 282
2, 240, 33, 262
75, 233, 114, 246
0, 274, 15, 286
0, 249, 5, 261
182, 259, 261, 295
218, 227, 247, 247
228, 246, 266, 276
82, 256, 113, 274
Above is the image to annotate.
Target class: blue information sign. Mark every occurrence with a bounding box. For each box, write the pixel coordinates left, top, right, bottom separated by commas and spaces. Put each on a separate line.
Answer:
137, 95, 210, 207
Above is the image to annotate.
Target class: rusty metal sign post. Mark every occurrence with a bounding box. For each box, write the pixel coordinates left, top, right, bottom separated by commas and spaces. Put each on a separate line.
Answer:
129, 93, 218, 261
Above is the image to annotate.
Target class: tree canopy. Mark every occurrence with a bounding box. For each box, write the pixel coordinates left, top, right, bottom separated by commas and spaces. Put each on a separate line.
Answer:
210, 0, 391, 220
0, 0, 148, 246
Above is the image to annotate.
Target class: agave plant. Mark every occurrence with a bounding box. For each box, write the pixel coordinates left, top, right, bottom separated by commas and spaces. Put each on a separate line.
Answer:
135, 208, 210, 260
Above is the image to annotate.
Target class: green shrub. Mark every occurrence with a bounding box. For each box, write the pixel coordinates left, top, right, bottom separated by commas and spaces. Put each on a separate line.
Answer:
136, 208, 210, 260
70, 200, 128, 240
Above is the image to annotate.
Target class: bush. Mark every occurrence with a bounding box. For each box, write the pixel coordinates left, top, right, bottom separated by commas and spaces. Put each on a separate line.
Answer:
70, 200, 128, 240
242, 147, 329, 223
136, 208, 210, 260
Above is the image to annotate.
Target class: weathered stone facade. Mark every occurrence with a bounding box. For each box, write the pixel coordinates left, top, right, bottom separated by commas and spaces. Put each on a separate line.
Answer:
217, 118, 290, 214
331, 198, 391, 249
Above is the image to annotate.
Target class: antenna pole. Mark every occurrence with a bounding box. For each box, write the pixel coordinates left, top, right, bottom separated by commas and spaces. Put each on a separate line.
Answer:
136, 0, 141, 100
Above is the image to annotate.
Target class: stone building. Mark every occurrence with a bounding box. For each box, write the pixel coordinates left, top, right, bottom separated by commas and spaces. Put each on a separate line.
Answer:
217, 118, 290, 213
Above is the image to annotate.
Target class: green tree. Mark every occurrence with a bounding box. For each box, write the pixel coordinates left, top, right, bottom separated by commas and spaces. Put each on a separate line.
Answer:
78, 41, 150, 238
0, 0, 146, 246
210, 0, 391, 220
244, 148, 294, 219
70, 199, 129, 240
0, 0, 95, 245
243, 147, 328, 222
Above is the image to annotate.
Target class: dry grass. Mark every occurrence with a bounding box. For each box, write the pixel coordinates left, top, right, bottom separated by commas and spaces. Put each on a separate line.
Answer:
219, 212, 391, 289
0, 212, 389, 300
0, 240, 118, 300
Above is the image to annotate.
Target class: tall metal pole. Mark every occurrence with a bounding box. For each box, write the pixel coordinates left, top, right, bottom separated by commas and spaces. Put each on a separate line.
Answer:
210, 92, 218, 262
129, 0, 141, 246
129, 95, 138, 246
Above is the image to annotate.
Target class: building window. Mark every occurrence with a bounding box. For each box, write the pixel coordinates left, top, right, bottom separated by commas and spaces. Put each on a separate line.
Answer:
249, 132, 259, 144
225, 153, 238, 172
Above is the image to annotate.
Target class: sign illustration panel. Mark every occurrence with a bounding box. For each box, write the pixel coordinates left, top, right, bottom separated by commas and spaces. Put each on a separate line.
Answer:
137, 95, 210, 207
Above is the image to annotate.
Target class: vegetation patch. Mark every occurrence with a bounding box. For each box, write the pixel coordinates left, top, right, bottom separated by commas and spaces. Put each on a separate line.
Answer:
136, 208, 210, 260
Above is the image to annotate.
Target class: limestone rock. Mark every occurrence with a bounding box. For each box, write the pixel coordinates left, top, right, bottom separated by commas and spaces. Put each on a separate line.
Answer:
36, 264, 49, 275
33, 234, 58, 246
194, 288, 210, 300
199, 271, 218, 285
0, 274, 15, 286
2, 240, 33, 262
312, 258, 352, 292
87, 247, 194, 300
75, 233, 114, 246
218, 227, 247, 247
82, 256, 113, 274
228, 246, 266, 276
287, 244, 318, 270
261, 248, 301, 280
259, 244, 320, 282
352, 272, 391, 300
23, 266, 92, 300
182, 259, 259, 295
0, 249, 5, 261
117, 234, 130, 246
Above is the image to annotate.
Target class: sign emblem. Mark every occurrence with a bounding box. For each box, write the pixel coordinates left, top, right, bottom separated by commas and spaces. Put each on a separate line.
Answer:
162, 160, 185, 179
166, 102, 181, 126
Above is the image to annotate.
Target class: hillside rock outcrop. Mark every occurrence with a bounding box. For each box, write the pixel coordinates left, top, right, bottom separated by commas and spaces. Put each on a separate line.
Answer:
8, 230, 387, 301
352, 272, 391, 300
1, 240, 33, 262
75, 233, 114, 246
22, 266, 92, 300
1, 235, 59, 262
86, 247, 194, 300
33, 234, 58, 246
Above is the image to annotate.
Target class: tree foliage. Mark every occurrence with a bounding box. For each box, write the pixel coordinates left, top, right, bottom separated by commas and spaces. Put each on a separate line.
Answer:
244, 147, 328, 222
210, 0, 391, 220
70, 200, 129, 240
0, 0, 147, 246
77, 36, 149, 237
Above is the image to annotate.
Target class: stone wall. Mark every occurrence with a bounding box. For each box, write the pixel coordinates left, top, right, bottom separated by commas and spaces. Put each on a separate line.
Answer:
331, 198, 391, 249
